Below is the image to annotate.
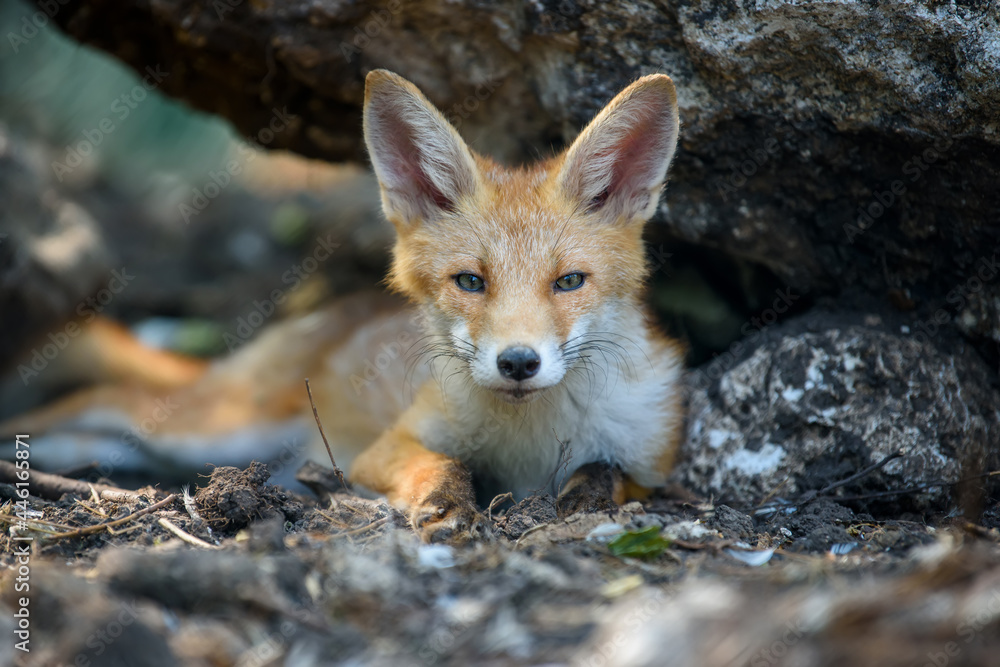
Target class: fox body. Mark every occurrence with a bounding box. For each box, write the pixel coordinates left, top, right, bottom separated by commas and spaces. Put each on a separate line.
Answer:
1, 71, 684, 542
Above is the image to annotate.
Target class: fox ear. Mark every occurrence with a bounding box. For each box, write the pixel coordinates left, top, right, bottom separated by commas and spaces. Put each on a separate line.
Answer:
363, 70, 479, 226
557, 74, 679, 224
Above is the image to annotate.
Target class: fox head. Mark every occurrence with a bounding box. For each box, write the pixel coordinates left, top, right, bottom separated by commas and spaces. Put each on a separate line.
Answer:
363, 70, 679, 403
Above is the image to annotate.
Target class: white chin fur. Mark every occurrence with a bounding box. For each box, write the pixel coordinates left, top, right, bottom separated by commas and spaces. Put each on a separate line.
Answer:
489, 386, 548, 404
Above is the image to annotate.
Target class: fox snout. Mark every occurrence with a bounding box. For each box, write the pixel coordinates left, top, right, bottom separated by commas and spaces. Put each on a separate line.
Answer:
463, 329, 568, 401
496, 346, 541, 381
487, 341, 555, 402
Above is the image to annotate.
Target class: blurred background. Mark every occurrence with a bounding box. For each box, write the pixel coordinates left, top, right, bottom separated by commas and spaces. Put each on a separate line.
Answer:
0, 0, 396, 417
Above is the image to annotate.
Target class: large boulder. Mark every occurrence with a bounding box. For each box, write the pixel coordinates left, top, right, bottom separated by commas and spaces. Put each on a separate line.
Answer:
678, 312, 1000, 512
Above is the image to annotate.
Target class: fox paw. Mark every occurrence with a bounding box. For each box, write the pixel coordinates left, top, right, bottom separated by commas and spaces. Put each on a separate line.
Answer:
410, 494, 493, 544
556, 461, 622, 518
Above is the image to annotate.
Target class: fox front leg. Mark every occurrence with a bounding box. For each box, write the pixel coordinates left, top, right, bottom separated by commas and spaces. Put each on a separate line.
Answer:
350, 427, 491, 543
556, 461, 624, 518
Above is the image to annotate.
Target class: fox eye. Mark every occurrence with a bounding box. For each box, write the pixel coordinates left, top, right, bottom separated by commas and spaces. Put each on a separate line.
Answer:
555, 273, 585, 291
455, 273, 485, 292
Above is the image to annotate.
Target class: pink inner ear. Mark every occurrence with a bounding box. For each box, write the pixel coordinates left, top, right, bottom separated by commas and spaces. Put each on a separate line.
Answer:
394, 153, 455, 212
378, 108, 455, 213
612, 128, 657, 193
571, 87, 676, 216
585, 125, 652, 212
605, 107, 669, 205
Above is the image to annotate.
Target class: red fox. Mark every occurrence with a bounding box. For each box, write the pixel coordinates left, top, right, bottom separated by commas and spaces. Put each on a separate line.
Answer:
1, 71, 684, 542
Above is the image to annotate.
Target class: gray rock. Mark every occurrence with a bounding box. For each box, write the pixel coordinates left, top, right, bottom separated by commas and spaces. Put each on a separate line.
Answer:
36, 0, 1000, 313
677, 321, 1000, 511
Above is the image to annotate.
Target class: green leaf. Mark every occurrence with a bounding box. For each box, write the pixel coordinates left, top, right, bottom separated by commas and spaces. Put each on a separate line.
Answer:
607, 526, 672, 559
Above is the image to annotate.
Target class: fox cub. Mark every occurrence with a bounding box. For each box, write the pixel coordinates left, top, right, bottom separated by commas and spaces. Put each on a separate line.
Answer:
356, 70, 684, 540
2, 71, 684, 543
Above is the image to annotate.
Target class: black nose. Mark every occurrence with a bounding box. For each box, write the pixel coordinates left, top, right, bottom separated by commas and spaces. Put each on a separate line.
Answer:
497, 346, 541, 381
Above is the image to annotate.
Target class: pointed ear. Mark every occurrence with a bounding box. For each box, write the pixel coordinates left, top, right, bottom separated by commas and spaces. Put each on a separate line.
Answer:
363, 70, 479, 227
556, 74, 679, 224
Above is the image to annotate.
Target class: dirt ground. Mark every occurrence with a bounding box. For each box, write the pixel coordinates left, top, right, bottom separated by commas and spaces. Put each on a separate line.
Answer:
3, 459, 1000, 667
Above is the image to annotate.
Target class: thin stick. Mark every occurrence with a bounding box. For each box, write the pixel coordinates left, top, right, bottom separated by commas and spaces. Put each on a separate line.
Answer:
835, 466, 994, 505
158, 517, 221, 549
313, 509, 352, 531
0, 514, 72, 535
74, 499, 108, 518
47, 494, 177, 541
755, 477, 789, 512
0, 461, 144, 502
488, 492, 513, 522
304, 378, 348, 490
513, 522, 549, 550
751, 451, 904, 515
181, 485, 212, 540
816, 451, 903, 496
335, 516, 388, 539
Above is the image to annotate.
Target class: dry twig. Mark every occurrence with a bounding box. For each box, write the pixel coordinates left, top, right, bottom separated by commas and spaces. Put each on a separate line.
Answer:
0, 512, 71, 535
488, 492, 514, 522
0, 461, 145, 502
304, 378, 348, 490
751, 451, 904, 516
335, 516, 389, 539
158, 517, 222, 549
74, 499, 108, 518
47, 494, 178, 541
